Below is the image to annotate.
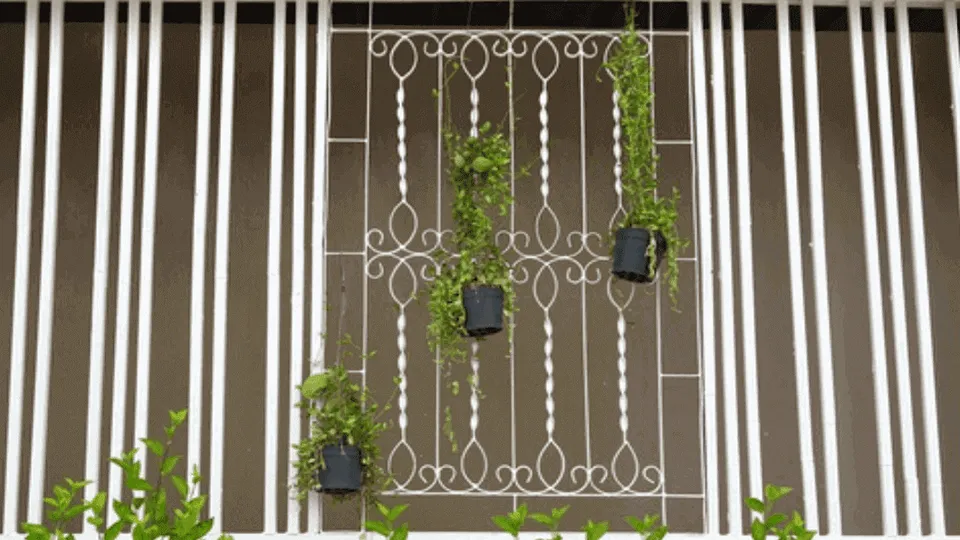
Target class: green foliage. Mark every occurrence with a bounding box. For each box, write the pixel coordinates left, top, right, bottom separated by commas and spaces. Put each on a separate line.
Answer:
292, 334, 397, 507
746, 484, 817, 540
491, 503, 528, 538
625, 513, 668, 540
22, 409, 232, 540
604, 1, 689, 307
427, 60, 524, 452
530, 505, 570, 540
364, 502, 410, 540
582, 519, 610, 540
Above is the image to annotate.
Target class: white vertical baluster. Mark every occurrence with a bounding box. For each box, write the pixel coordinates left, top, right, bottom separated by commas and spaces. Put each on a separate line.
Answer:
776, 0, 818, 525
3, 0, 39, 531
895, 0, 945, 532
730, 0, 763, 504
847, 1, 897, 533
708, 0, 742, 531
189, 0, 214, 486
210, 0, 238, 529
310, 0, 333, 525
83, 0, 119, 528
801, 0, 841, 531
265, 0, 286, 531
688, 0, 718, 532
948, 0, 960, 214
870, 0, 921, 533
26, 0, 65, 523
108, 0, 142, 522
134, 0, 164, 481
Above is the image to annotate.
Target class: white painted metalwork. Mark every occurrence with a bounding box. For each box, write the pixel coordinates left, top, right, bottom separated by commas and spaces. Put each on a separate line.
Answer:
729, 0, 763, 511
846, 0, 898, 533
800, 0, 841, 531
265, 0, 286, 531
870, 0, 921, 533
776, 0, 818, 526
26, 0, 65, 524
107, 0, 142, 523
2, 0, 39, 531
210, 0, 238, 530
688, 0, 718, 533
3, 0, 960, 537
82, 0, 118, 530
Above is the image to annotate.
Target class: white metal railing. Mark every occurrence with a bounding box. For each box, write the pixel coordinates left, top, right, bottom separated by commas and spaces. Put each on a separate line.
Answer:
2, 0, 959, 538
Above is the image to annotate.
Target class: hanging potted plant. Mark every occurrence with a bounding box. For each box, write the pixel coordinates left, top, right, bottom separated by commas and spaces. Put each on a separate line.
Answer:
292, 272, 398, 504
425, 61, 521, 451
292, 340, 397, 503
605, 2, 689, 306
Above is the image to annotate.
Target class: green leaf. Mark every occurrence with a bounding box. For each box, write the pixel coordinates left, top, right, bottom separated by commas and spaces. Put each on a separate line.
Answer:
765, 484, 792, 503
86, 516, 104, 529
583, 520, 610, 540
387, 504, 409, 523
113, 501, 137, 524
126, 476, 153, 492
171, 476, 189, 499
491, 516, 519, 536
186, 518, 214, 540
472, 156, 494, 172
767, 513, 787, 527
392, 523, 409, 540
141, 439, 165, 457
364, 521, 391, 537
91, 492, 107, 514
170, 409, 188, 427
104, 521, 124, 540
54, 485, 70, 502
300, 374, 328, 399
43, 498, 58, 508
160, 456, 180, 476
751, 518, 767, 540
531, 513, 553, 527
746, 497, 765, 514
625, 516, 646, 534
552, 505, 570, 521
22, 523, 49, 536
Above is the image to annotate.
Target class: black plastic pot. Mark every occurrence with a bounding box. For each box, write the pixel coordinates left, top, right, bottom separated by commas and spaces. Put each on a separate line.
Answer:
316, 442, 363, 495
612, 227, 667, 284
462, 285, 504, 338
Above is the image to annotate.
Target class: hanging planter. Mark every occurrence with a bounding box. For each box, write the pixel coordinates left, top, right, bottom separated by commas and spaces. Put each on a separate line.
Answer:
291, 340, 398, 506
316, 437, 363, 495
462, 284, 505, 337
424, 60, 528, 454
605, 2, 689, 305
612, 227, 667, 284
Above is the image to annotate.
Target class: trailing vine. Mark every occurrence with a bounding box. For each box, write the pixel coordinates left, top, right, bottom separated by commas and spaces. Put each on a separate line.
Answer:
426, 60, 525, 452
605, 2, 689, 307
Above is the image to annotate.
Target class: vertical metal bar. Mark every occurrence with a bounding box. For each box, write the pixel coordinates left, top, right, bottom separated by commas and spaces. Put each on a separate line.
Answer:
2, 0, 39, 531
729, 0, 763, 505
688, 0, 719, 533
26, 0, 65, 523
264, 0, 286, 531
309, 0, 332, 530
894, 0, 946, 532
708, 0, 742, 532
210, 0, 238, 529
870, 0, 922, 533
83, 0, 119, 528
847, 1, 898, 533
948, 0, 960, 213
134, 0, 164, 480
776, 0, 818, 525
800, 0, 842, 531
289, 0, 308, 529
108, 0, 142, 522
189, 0, 214, 485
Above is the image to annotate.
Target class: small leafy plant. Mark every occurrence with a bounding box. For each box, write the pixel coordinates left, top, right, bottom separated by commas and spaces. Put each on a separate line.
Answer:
604, 1, 689, 306
530, 505, 570, 540
582, 519, 611, 540
491, 503, 528, 538
746, 484, 817, 540
22, 409, 231, 540
364, 502, 410, 540
427, 59, 524, 452
292, 334, 398, 507
626, 514, 668, 540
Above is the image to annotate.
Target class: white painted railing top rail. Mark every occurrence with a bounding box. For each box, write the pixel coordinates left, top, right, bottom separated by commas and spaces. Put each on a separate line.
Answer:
1, 0, 959, 538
